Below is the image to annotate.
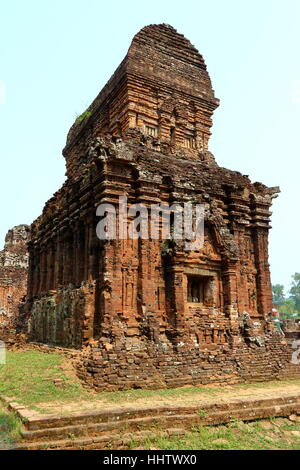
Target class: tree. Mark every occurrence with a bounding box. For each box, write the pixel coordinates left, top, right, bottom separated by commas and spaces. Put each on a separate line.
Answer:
289, 273, 300, 312
279, 299, 297, 319
272, 284, 285, 305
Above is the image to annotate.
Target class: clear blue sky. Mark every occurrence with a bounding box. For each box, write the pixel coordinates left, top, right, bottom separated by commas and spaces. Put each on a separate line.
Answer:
1, 0, 299, 293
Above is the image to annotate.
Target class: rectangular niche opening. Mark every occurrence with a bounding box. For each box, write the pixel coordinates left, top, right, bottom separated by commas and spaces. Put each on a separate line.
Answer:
187, 275, 211, 304
183, 137, 196, 149
145, 125, 158, 137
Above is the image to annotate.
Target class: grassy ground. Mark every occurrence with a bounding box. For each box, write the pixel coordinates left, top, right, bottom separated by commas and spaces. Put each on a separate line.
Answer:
94, 378, 300, 403
0, 349, 300, 450
0, 349, 228, 406
0, 403, 22, 448
0, 350, 91, 405
0, 349, 300, 409
131, 418, 300, 450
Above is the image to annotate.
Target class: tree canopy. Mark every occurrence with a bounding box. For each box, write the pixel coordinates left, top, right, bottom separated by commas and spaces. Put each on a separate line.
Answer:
272, 284, 285, 305
272, 273, 300, 318
290, 272, 300, 312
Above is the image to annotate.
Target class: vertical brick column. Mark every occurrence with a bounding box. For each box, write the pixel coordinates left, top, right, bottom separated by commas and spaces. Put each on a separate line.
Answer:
27, 243, 34, 299
46, 241, 55, 290
222, 261, 238, 319
39, 245, 47, 294
253, 228, 272, 317
56, 235, 63, 288
168, 265, 186, 333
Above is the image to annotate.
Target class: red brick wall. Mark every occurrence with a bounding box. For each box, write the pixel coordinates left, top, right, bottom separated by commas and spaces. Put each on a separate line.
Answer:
23, 25, 293, 389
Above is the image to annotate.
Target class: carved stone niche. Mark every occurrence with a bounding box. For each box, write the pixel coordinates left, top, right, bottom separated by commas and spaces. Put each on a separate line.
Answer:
185, 267, 219, 309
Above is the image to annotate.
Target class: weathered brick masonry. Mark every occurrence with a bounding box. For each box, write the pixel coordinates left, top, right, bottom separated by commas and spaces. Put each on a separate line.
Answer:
0, 225, 30, 340
24, 24, 300, 389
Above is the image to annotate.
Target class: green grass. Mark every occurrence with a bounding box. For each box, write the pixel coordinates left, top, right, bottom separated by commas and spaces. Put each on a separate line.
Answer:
0, 404, 22, 447
0, 350, 91, 405
0, 349, 299, 449
0, 349, 235, 408
132, 419, 300, 450
0, 349, 300, 412
0, 349, 225, 410
86, 378, 300, 404
97, 385, 221, 403
237, 378, 300, 390
75, 110, 92, 123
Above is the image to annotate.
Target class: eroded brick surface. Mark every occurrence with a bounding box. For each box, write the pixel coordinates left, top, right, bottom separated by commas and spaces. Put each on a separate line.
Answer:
0, 225, 30, 339
23, 24, 300, 389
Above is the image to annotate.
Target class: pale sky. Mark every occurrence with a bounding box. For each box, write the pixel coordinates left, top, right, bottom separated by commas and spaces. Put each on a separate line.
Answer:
0, 0, 299, 294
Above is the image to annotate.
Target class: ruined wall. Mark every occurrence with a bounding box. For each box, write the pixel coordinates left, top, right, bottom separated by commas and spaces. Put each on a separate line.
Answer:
25, 134, 277, 344
0, 225, 30, 338
24, 24, 300, 388
78, 331, 300, 392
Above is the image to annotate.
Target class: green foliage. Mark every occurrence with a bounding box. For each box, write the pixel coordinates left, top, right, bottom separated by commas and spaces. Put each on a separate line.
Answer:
272, 284, 285, 305
272, 273, 300, 317
0, 405, 22, 445
75, 110, 92, 124
279, 299, 298, 319
160, 239, 173, 257
290, 272, 300, 312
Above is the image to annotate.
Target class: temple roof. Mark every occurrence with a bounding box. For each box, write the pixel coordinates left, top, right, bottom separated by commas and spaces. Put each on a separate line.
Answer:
127, 24, 217, 100
66, 24, 218, 148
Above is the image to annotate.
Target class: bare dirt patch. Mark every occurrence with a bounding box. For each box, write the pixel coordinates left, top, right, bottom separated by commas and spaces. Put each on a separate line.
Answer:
33, 380, 300, 416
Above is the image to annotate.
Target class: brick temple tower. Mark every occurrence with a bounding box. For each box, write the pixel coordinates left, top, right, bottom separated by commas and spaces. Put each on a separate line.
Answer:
25, 25, 298, 390
0, 225, 30, 339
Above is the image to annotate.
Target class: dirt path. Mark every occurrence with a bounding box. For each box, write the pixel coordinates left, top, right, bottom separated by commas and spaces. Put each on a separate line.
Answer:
32, 380, 300, 416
